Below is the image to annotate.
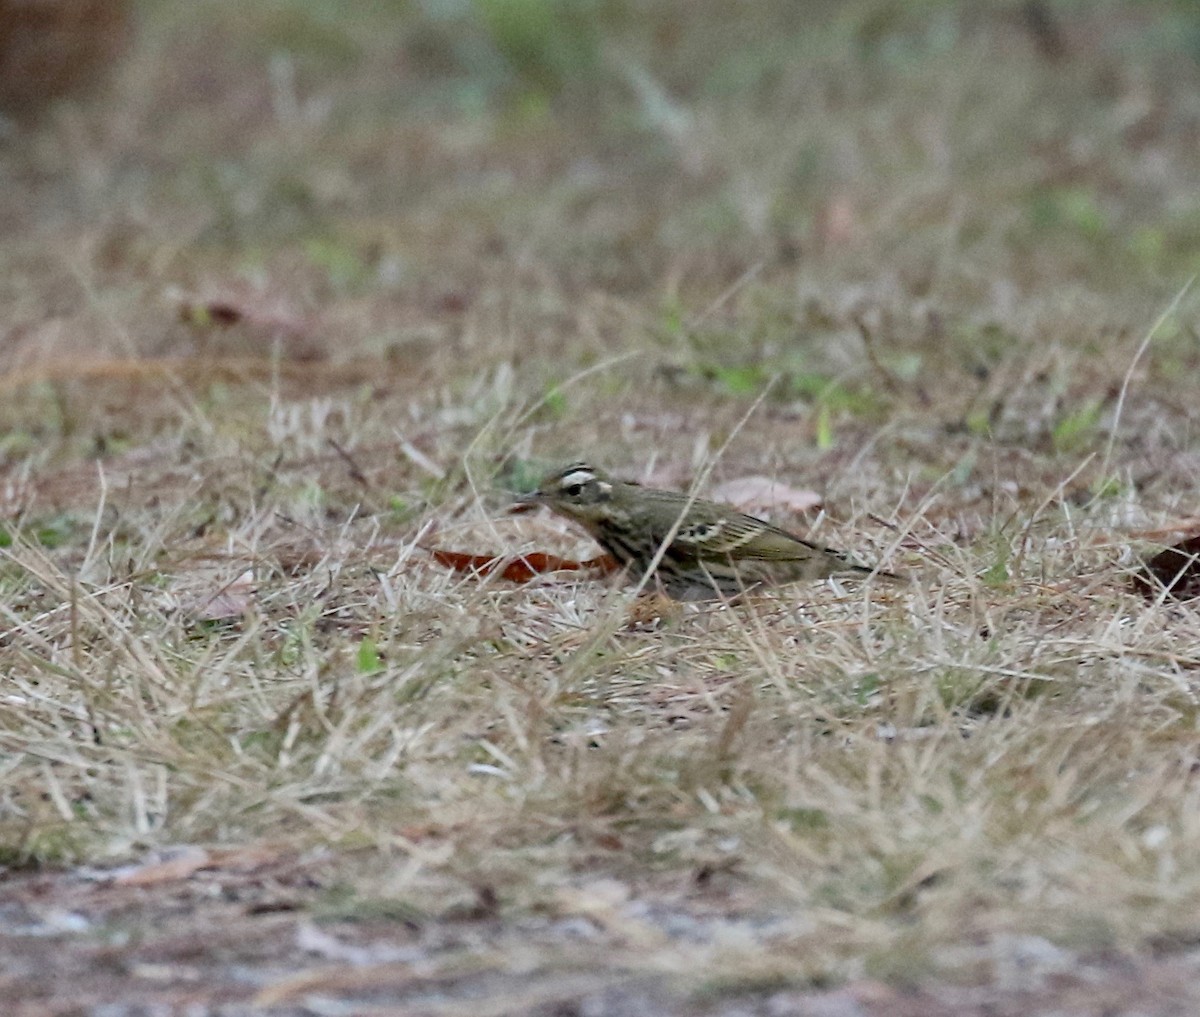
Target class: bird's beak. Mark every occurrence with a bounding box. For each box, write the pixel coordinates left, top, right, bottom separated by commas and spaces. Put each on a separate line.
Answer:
508, 489, 545, 514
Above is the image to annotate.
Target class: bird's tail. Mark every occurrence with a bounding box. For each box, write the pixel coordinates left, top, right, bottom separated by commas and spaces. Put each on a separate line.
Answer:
849, 563, 904, 583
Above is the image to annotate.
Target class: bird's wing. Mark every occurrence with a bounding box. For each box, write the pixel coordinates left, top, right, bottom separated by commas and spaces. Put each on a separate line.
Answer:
672, 508, 827, 561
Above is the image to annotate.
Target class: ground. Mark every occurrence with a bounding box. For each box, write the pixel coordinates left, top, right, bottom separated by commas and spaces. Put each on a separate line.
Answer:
3, 1, 1200, 1014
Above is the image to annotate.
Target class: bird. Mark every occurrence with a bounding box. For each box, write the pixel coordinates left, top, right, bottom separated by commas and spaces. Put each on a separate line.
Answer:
518, 461, 898, 600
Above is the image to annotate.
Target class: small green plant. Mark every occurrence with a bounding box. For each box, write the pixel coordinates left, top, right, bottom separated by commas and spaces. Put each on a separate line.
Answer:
1052, 399, 1103, 453
304, 236, 371, 292
357, 636, 383, 675
539, 384, 568, 418
1029, 186, 1107, 238
982, 557, 1010, 587
0, 514, 79, 550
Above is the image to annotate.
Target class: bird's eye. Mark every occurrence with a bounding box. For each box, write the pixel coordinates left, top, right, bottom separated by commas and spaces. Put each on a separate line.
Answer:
564, 482, 584, 497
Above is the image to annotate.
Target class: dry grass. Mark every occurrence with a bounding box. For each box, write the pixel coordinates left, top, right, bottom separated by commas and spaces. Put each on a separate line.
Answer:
4, 1, 1200, 1012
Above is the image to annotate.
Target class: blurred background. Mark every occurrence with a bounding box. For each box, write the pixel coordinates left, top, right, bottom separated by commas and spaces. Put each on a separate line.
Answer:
1, 0, 1199, 465
7, 9, 1200, 1007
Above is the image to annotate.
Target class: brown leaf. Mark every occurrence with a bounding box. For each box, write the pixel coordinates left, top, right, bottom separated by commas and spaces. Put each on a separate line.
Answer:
114, 847, 212, 886
1125, 520, 1200, 542
183, 569, 256, 623
428, 548, 619, 583
180, 300, 244, 326
709, 476, 823, 517
815, 193, 859, 249
177, 291, 323, 361
111, 843, 283, 886
625, 592, 680, 629
1133, 535, 1200, 601
432, 289, 471, 314
0, 0, 131, 116
179, 297, 308, 336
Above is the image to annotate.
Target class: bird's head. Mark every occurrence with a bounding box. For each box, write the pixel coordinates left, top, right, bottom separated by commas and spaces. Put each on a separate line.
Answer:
521, 462, 618, 524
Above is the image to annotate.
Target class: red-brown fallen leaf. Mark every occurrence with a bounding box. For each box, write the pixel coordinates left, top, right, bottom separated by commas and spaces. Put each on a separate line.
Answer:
1133, 535, 1200, 602
428, 548, 619, 583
